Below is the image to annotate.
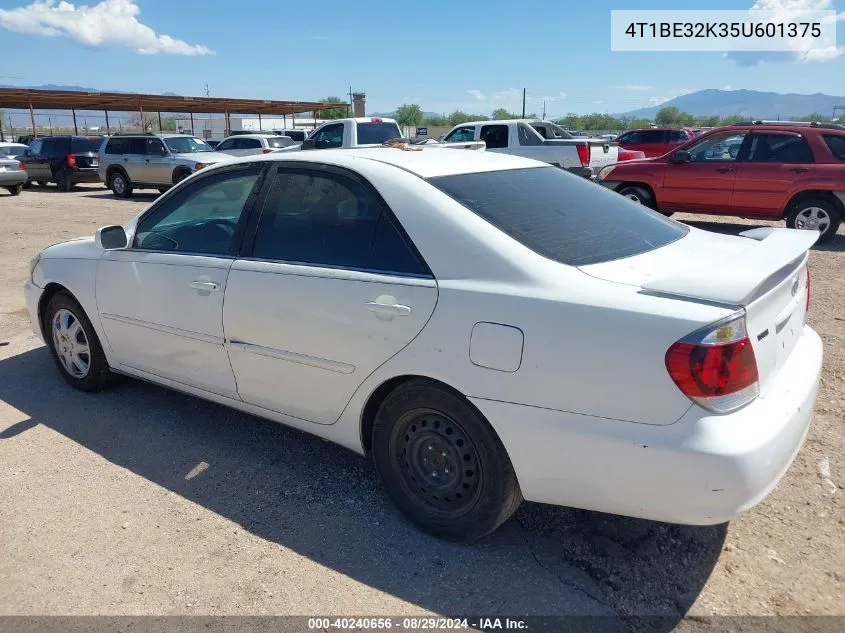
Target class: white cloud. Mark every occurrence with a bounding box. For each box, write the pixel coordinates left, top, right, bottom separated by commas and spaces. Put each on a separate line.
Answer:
726, 0, 844, 65
616, 84, 652, 91
722, 84, 735, 90
0, 0, 213, 55
648, 96, 672, 106
312, 35, 331, 40
467, 89, 486, 101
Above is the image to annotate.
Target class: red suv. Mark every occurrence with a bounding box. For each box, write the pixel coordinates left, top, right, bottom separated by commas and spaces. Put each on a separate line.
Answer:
598, 122, 845, 243
615, 127, 697, 158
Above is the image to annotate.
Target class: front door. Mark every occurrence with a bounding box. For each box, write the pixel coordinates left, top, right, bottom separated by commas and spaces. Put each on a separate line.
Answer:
731, 131, 816, 218
660, 130, 748, 213
22, 138, 47, 181
143, 137, 173, 184
223, 165, 438, 424
96, 163, 265, 398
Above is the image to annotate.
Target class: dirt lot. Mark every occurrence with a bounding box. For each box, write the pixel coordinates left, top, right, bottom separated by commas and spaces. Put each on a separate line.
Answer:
0, 185, 842, 629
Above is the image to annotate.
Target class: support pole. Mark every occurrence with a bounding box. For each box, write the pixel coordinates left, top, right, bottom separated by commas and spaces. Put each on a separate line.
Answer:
72, 108, 78, 135
521, 88, 526, 119
158, 111, 163, 132
105, 110, 111, 135
190, 112, 194, 135
291, 112, 295, 130
139, 104, 145, 132
0, 115, 4, 142
225, 109, 230, 137
258, 112, 262, 131
29, 103, 37, 137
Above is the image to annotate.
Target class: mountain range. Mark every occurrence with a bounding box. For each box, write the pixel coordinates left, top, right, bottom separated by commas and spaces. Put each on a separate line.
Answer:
616, 89, 845, 120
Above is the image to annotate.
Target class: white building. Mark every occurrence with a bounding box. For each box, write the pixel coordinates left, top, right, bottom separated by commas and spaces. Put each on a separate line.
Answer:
174, 115, 325, 141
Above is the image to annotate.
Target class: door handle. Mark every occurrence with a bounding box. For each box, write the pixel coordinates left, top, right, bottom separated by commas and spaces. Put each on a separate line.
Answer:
716, 167, 735, 173
366, 301, 411, 317
190, 280, 220, 292
790, 167, 809, 174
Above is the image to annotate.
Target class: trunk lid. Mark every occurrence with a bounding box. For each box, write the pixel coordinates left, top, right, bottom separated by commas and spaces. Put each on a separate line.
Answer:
579, 226, 816, 396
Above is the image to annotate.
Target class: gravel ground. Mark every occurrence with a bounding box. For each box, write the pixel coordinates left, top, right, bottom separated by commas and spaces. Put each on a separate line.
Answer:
0, 185, 842, 630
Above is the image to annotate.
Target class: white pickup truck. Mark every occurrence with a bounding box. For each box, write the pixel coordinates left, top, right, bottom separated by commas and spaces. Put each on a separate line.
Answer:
442, 119, 618, 178
282, 117, 485, 152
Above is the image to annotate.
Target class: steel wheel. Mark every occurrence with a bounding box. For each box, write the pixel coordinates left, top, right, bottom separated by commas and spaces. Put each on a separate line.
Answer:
793, 206, 831, 233
624, 192, 641, 203
392, 408, 482, 516
51, 308, 91, 379
111, 173, 127, 196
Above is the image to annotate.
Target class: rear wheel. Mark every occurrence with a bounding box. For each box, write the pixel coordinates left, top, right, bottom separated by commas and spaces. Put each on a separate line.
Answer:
6, 184, 23, 196
173, 170, 191, 185
55, 169, 72, 192
44, 291, 113, 392
110, 171, 132, 198
786, 198, 841, 244
372, 380, 522, 541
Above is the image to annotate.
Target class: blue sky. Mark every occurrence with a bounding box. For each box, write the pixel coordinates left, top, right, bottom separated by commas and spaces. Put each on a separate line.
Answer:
1, 0, 844, 117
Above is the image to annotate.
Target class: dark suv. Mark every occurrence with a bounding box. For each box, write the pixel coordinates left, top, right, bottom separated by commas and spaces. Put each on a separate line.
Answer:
20, 136, 103, 191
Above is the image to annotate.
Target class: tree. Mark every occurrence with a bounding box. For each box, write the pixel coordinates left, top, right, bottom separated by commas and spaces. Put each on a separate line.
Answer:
701, 115, 721, 127
422, 114, 449, 126
627, 118, 652, 129
556, 113, 582, 130
492, 108, 516, 120
720, 115, 745, 125
317, 96, 348, 120
128, 112, 156, 131
800, 112, 830, 122
655, 106, 682, 126
448, 110, 487, 125
394, 103, 423, 127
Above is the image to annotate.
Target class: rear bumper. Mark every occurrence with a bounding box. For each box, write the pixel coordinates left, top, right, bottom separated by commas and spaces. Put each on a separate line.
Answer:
472, 325, 822, 525
565, 166, 595, 179
71, 169, 101, 184
0, 170, 27, 186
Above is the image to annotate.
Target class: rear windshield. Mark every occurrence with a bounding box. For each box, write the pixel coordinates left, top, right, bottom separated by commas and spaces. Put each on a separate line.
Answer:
267, 137, 296, 148
72, 137, 103, 153
356, 122, 402, 145
281, 130, 306, 142
428, 167, 687, 266
822, 134, 845, 160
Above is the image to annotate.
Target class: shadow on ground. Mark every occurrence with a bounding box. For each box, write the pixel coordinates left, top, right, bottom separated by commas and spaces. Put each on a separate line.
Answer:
0, 346, 727, 631
78, 190, 160, 202
684, 219, 845, 253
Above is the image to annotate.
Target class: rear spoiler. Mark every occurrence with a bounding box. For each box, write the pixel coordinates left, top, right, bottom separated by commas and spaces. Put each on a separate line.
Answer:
642, 228, 818, 305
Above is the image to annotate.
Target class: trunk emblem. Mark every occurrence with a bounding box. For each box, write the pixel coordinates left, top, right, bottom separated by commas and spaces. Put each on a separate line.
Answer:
791, 276, 800, 297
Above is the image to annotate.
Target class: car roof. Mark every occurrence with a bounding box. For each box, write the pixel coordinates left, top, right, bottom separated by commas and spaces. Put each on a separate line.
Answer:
221, 133, 279, 139
239, 146, 545, 178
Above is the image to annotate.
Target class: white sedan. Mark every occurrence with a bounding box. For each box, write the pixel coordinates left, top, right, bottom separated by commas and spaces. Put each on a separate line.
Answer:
24, 148, 822, 540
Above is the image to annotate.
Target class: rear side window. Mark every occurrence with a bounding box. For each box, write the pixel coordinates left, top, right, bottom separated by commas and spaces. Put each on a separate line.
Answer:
44, 138, 70, 155
105, 138, 129, 154
128, 138, 147, 154
72, 137, 102, 153
428, 167, 687, 266
746, 133, 814, 163
668, 130, 689, 143
822, 134, 845, 160
356, 122, 402, 145
641, 130, 668, 143
241, 138, 262, 149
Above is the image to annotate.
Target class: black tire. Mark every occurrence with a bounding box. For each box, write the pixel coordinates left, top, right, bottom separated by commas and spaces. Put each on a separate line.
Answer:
173, 170, 191, 185
372, 379, 522, 541
22, 181, 32, 189
786, 198, 841, 244
43, 291, 113, 392
110, 171, 132, 198
616, 185, 672, 216
158, 187, 170, 194
55, 169, 72, 192
6, 184, 23, 196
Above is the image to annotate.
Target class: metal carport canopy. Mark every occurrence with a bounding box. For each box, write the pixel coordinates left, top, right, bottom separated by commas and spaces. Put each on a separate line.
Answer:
0, 88, 345, 115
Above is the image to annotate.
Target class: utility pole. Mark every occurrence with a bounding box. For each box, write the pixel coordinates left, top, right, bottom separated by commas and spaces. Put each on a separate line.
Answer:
833, 105, 845, 122
347, 86, 353, 117
542, 100, 546, 120
204, 84, 210, 97
522, 88, 526, 119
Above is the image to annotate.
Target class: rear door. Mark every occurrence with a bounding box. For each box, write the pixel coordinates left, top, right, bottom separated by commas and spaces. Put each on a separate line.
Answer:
224, 164, 438, 424
660, 130, 747, 213
124, 137, 149, 182
731, 132, 816, 218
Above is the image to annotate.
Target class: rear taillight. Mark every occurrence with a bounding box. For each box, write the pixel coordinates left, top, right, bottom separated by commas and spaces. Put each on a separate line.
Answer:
576, 143, 590, 167
665, 313, 759, 413
18, 162, 25, 171
262, 148, 273, 154
66, 154, 77, 168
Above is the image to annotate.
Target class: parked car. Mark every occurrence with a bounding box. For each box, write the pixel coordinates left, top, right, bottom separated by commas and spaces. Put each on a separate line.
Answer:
216, 133, 298, 157
98, 133, 235, 198
616, 128, 697, 158
598, 121, 845, 242
617, 148, 646, 161
0, 142, 30, 158
0, 155, 27, 195
25, 148, 821, 540
19, 136, 102, 191
443, 120, 618, 178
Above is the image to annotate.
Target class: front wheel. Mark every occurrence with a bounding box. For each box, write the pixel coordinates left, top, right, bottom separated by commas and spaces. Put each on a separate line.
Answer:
372, 380, 522, 541
786, 198, 841, 244
6, 184, 23, 196
44, 291, 113, 391
55, 169, 72, 192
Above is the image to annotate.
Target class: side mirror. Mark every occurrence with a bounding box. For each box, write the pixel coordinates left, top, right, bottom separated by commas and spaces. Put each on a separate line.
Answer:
671, 150, 692, 164
300, 139, 317, 150
95, 225, 128, 250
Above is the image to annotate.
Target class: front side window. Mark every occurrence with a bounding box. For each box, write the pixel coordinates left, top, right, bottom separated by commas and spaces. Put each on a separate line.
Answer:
444, 127, 475, 143
311, 124, 344, 148
216, 138, 236, 151
745, 133, 814, 163
518, 123, 543, 146
251, 169, 427, 275
147, 138, 166, 156
429, 166, 687, 267
164, 137, 213, 154
28, 139, 43, 156
686, 131, 747, 161
134, 167, 261, 256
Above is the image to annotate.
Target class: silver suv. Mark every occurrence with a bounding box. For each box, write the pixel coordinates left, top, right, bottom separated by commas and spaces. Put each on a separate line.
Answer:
98, 133, 234, 198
